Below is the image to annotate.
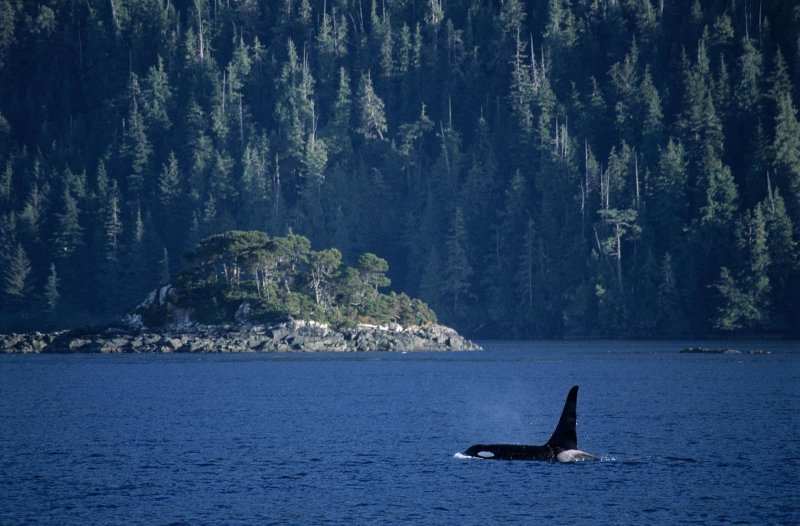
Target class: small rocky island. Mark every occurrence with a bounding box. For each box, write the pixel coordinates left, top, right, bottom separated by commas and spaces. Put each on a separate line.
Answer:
679, 347, 770, 355
2, 231, 479, 354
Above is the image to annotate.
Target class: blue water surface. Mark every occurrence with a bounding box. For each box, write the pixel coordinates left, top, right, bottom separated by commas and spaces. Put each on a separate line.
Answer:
1, 340, 799, 525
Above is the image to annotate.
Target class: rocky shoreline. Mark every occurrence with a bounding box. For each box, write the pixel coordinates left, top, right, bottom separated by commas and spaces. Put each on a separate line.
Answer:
0, 320, 481, 354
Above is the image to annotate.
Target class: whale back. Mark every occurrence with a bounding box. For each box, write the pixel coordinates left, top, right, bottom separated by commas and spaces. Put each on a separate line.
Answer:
546, 385, 579, 451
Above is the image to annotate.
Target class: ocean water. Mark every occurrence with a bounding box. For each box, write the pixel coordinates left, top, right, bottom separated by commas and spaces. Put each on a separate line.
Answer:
1, 340, 798, 525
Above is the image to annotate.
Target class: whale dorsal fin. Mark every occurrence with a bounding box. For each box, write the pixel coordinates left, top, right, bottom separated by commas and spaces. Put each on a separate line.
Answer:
546, 385, 579, 450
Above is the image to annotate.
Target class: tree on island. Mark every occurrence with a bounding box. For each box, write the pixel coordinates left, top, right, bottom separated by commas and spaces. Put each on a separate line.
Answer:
142, 230, 435, 329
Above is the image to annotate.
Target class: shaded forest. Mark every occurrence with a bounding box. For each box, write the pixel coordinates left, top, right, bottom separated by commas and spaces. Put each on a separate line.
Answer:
1, 0, 799, 337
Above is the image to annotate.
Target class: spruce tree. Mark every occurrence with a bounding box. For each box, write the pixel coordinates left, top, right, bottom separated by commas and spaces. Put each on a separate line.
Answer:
52, 187, 83, 260
508, 31, 535, 147
121, 76, 152, 198
648, 139, 688, 253
772, 90, 800, 219
42, 262, 59, 312
764, 189, 798, 329
158, 152, 181, 206
3, 243, 32, 301
103, 194, 123, 263
142, 56, 173, 133
444, 208, 472, 316
713, 207, 771, 331
0, 161, 11, 206
356, 72, 387, 140
656, 253, 686, 335
327, 67, 352, 156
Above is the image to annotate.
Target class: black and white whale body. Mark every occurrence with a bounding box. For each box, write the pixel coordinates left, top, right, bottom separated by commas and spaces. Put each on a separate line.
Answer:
462, 385, 597, 462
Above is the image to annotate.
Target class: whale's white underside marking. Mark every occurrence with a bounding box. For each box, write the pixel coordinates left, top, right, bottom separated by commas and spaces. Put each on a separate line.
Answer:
556, 449, 598, 462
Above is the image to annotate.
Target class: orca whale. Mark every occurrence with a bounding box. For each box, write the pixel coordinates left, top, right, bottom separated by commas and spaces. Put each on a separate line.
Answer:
462, 385, 597, 462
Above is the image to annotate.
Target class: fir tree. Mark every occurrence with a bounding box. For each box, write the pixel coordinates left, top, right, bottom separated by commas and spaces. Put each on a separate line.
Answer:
508, 31, 535, 145
444, 208, 472, 316
326, 67, 352, 156
42, 262, 59, 312
158, 152, 181, 205
3, 243, 32, 300
648, 139, 688, 253
121, 75, 152, 198
142, 56, 173, 133
356, 72, 387, 140
772, 90, 800, 218
52, 187, 83, 260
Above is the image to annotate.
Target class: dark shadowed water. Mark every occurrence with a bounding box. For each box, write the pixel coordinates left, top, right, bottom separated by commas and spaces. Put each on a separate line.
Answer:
1, 340, 799, 525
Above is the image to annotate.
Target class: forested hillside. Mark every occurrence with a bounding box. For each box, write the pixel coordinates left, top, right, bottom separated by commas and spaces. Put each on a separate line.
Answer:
1, 0, 799, 337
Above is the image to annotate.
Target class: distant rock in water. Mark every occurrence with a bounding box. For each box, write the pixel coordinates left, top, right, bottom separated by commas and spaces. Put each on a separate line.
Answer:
679, 347, 770, 355
0, 321, 480, 354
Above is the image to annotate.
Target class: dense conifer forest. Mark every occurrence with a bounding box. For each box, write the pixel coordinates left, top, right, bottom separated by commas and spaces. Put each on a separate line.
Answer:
1, 0, 799, 337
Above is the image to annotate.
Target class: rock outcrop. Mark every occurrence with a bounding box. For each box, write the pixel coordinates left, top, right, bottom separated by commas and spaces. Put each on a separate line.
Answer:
679, 347, 771, 355
0, 320, 481, 354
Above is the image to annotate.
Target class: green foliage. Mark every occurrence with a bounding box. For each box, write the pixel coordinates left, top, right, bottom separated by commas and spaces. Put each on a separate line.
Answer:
145, 231, 434, 328
356, 72, 387, 141
42, 263, 59, 312
713, 206, 772, 331
3, 243, 31, 300
0, 1, 799, 336
52, 186, 83, 260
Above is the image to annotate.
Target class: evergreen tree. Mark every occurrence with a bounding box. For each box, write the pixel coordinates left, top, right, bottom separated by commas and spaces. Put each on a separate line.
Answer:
733, 37, 762, 115
713, 266, 750, 331
656, 253, 686, 335
142, 56, 173, 133
648, 139, 688, 253
357, 252, 391, 294
713, 206, 771, 331
103, 193, 123, 263
121, 75, 153, 198
308, 248, 341, 306
499, 0, 525, 40
508, 31, 535, 146
275, 38, 307, 158
763, 188, 798, 329
443, 208, 472, 316
300, 129, 328, 215
326, 67, 352, 155
42, 262, 59, 312
418, 245, 444, 313
700, 147, 738, 228
3, 243, 32, 301
158, 152, 181, 205
0, 161, 11, 206
239, 135, 272, 228
356, 72, 387, 140
772, 89, 800, 219
608, 38, 640, 143
639, 67, 664, 163
545, 0, 577, 54
17, 182, 43, 244
52, 186, 83, 260
515, 217, 538, 318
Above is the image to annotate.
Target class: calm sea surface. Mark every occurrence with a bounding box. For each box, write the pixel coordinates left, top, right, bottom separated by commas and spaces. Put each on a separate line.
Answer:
1, 340, 798, 525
